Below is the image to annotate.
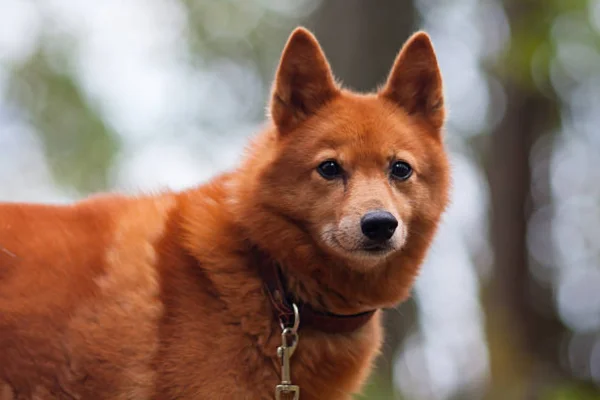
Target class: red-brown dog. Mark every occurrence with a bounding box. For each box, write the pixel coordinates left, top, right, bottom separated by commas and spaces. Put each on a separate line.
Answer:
0, 27, 450, 399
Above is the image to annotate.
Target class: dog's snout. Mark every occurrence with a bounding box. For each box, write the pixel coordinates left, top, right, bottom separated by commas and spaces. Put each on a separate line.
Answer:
360, 211, 398, 241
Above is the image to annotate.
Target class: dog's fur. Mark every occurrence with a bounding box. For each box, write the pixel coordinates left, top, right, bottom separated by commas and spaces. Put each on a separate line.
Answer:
0, 28, 449, 399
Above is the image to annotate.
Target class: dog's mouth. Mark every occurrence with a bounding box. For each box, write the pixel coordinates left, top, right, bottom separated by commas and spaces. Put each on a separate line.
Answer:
360, 242, 394, 255
319, 225, 401, 263
329, 235, 394, 255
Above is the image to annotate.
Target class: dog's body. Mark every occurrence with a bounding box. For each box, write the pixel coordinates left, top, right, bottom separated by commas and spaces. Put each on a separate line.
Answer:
0, 28, 449, 399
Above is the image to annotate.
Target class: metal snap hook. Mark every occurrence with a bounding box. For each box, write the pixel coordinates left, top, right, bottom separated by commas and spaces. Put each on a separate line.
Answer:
276, 302, 300, 399
279, 302, 300, 334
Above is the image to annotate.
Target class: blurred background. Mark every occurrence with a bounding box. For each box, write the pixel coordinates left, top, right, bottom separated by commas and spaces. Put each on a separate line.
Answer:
0, 0, 599, 399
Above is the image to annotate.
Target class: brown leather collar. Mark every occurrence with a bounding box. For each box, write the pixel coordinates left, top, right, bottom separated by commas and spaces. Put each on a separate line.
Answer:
259, 261, 377, 334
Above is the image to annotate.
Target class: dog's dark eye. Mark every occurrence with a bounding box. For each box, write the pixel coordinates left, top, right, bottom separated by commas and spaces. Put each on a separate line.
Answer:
390, 161, 412, 181
317, 160, 342, 180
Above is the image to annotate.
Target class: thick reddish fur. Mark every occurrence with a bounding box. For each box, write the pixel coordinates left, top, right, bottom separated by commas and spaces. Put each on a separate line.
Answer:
0, 28, 449, 399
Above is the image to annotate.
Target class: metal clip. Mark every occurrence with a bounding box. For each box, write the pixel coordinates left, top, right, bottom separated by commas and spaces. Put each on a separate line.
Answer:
275, 303, 300, 400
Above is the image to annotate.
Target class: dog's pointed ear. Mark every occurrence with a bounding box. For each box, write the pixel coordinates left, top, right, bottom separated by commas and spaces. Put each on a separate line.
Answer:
270, 27, 339, 132
380, 32, 445, 129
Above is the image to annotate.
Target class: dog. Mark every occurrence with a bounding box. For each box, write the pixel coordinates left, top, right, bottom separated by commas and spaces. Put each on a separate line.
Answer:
0, 27, 450, 399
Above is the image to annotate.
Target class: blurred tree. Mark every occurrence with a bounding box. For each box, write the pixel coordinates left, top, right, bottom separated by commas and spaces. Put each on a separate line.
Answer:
304, 0, 416, 93
483, 0, 599, 398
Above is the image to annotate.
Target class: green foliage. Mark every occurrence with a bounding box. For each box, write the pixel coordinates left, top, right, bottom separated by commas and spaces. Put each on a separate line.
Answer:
7, 49, 119, 194
542, 383, 600, 400
497, 0, 591, 90
180, 0, 308, 92
355, 373, 399, 400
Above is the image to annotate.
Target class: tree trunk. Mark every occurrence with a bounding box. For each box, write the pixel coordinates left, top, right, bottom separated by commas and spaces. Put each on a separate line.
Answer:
483, 74, 564, 400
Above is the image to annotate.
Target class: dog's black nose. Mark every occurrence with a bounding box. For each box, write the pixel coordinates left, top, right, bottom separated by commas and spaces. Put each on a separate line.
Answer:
360, 211, 398, 242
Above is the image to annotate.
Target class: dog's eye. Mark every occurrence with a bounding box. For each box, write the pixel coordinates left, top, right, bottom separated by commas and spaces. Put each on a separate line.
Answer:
390, 161, 412, 181
317, 160, 342, 180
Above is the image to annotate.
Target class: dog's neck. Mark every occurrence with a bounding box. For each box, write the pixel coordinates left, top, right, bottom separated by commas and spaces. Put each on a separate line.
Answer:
179, 172, 413, 332
254, 250, 377, 334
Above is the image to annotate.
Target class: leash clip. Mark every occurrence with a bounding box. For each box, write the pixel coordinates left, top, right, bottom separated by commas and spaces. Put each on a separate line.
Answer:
276, 303, 300, 400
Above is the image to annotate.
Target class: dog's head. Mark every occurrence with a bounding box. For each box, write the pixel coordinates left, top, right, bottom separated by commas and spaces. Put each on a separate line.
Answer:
233, 28, 449, 305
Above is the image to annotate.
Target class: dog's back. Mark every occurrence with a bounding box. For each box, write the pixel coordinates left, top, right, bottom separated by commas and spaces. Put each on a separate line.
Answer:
0, 195, 175, 399
0, 187, 278, 399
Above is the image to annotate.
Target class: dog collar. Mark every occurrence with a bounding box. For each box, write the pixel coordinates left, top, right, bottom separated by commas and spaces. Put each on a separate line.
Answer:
259, 261, 377, 334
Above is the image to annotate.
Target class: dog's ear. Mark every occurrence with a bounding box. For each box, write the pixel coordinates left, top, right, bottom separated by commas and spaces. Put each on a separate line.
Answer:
270, 27, 339, 132
380, 32, 444, 129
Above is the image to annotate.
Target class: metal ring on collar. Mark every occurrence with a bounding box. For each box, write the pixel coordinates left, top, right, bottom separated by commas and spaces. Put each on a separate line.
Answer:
279, 302, 300, 333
